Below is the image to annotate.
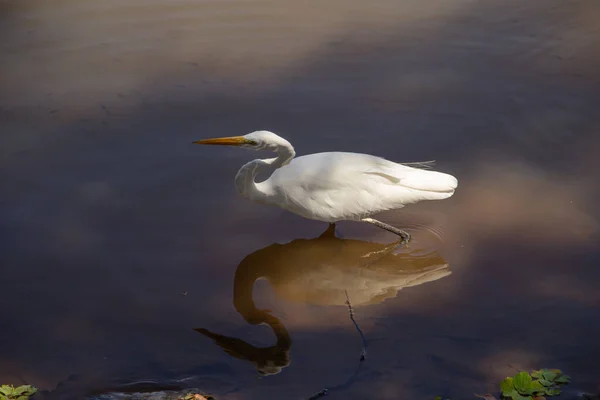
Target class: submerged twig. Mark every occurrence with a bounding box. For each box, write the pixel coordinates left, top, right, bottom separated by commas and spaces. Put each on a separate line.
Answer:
345, 290, 367, 361
305, 291, 368, 399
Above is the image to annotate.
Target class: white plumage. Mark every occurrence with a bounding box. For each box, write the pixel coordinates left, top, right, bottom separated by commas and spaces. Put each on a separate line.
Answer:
264, 151, 456, 222
194, 130, 457, 240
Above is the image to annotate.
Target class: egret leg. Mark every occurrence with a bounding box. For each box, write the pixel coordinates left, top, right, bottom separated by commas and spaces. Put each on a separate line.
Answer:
361, 218, 411, 243
319, 223, 337, 239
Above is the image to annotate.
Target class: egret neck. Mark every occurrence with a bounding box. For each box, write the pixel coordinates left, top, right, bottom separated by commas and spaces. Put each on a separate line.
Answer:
234, 140, 296, 203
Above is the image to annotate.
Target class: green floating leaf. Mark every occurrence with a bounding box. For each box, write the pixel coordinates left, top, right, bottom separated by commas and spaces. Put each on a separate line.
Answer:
555, 374, 570, 384
0, 384, 38, 400
13, 386, 36, 396
500, 377, 516, 397
529, 380, 546, 393
509, 392, 530, 400
513, 372, 534, 395
548, 369, 562, 374
537, 379, 553, 387
541, 371, 558, 382
530, 370, 542, 379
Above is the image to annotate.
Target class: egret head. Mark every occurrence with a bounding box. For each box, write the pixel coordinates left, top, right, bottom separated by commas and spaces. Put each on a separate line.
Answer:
193, 130, 291, 151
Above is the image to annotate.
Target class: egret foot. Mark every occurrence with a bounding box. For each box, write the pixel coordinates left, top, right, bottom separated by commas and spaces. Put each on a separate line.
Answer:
361, 218, 411, 243
319, 223, 337, 239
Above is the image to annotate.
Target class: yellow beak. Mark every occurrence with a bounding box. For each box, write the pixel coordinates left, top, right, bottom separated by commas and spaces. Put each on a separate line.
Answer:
193, 136, 249, 146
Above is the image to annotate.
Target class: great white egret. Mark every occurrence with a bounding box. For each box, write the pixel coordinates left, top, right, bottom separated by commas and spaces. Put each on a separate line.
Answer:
194, 130, 457, 241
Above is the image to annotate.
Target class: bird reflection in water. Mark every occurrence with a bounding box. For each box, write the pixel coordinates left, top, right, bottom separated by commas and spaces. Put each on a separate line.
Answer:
194, 224, 451, 376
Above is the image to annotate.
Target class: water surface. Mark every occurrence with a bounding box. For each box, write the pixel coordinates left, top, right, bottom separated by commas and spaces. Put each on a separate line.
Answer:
2, 0, 600, 398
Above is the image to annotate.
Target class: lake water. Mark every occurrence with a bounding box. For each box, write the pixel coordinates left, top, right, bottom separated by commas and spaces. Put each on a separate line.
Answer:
2, 0, 600, 399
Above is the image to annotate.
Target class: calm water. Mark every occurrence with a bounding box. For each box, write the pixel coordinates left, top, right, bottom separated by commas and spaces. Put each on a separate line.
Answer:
2, 0, 600, 399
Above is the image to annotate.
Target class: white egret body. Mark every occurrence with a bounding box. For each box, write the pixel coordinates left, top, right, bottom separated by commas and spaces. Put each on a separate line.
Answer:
194, 130, 457, 240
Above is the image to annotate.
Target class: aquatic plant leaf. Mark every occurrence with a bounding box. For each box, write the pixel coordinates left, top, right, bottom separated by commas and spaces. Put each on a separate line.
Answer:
501, 377, 516, 397
537, 379, 553, 387
509, 392, 531, 400
513, 372, 534, 394
17, 396, 31, 400
555, 374, 570, 384
13, 386, 36, 396
540, 371, 558, 381
0, 395, 8, 400
530, 370, 541, 379
536, 387, 549, 396
0, 386, 13, 396
536, 386, 560, 397
529, 380, 546, 393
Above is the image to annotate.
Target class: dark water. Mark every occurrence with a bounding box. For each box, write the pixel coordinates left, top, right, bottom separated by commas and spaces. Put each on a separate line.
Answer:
2, 0, 600, 399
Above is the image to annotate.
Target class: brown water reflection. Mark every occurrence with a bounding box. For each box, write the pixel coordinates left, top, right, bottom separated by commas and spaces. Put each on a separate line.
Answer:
194, 229, 449, 377
2, 0, 600, 399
